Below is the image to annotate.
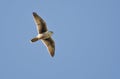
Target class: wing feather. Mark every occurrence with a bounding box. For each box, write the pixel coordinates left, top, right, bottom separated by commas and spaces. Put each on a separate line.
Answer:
41, 37, 55, 57
33, 12, 48, 33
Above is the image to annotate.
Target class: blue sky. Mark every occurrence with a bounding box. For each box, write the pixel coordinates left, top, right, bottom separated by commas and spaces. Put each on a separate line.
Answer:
0, 0, 120, 79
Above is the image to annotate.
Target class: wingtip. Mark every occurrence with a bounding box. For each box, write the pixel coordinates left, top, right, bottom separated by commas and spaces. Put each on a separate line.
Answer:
51, 54, 54, 57
32, 12, 38, 16
50, 52, 55, 57
33, 12, 36, 14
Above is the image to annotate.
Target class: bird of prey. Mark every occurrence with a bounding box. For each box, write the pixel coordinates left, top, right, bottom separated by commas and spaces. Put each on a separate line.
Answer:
30, 12, 55, 57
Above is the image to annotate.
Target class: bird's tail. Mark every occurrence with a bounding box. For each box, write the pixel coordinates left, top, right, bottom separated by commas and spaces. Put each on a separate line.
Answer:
30, 37, 39, 42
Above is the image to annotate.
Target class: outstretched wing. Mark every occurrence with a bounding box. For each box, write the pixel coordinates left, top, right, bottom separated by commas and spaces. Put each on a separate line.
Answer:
33, 12, 48, 34
41, 37, 55, 57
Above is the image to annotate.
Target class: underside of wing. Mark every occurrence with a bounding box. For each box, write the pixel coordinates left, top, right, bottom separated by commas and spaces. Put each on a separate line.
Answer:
33, 12, 48, 33
41, 37, 55, 57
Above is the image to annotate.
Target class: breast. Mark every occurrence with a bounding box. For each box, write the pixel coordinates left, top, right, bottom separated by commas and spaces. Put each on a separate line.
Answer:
37, 32, 51, 39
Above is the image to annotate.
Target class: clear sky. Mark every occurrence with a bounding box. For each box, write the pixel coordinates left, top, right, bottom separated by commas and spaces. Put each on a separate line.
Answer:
0, 0, 120, 79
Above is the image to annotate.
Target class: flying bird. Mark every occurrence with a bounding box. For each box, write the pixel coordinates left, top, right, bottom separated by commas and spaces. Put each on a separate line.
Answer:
30, 12, 55, 57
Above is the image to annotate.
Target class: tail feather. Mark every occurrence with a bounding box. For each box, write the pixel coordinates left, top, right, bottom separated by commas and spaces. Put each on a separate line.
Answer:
31, 37, 39, 42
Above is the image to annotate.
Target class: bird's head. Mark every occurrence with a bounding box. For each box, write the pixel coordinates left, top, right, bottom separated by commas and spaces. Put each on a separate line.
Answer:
49, 31, 54, 35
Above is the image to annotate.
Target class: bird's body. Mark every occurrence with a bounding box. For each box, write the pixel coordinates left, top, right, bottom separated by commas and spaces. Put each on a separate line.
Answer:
30, 12, 55, 57
37, 31, 53, 39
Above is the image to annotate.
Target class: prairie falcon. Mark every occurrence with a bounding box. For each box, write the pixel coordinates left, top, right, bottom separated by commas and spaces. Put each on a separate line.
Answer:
30, 12, 55, 57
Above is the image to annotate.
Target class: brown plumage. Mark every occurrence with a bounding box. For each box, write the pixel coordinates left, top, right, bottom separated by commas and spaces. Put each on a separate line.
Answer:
31, 12, 55, 57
